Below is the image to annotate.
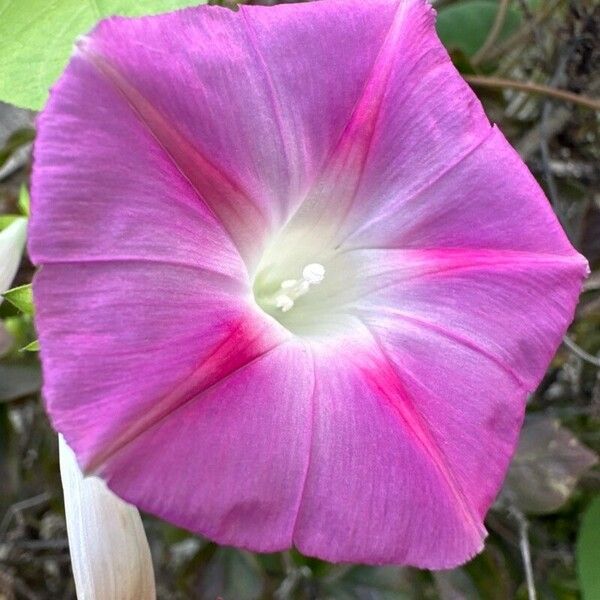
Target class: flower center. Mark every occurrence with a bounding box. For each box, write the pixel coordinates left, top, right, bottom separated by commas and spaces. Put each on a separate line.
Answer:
270, 263, 326, 313
252, 239, 353, 338
252, 225, 360, 339
253, 261, 327, 317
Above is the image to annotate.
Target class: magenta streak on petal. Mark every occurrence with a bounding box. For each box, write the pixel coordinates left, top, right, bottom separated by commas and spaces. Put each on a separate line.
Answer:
346, 247, 587, 299
99, 340, 314, 554
274, 0, 412, 245
358, 329, 484, 541
85, 315, 285, 474
359, 308, 527, 390
76, 40, 269, 269
338, 125, 583, 255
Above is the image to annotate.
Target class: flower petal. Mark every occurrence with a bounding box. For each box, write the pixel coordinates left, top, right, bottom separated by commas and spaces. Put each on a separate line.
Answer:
97, 341, 314, 553
344, 244, 586, 388
334, 0, 491, 245
293, 337, 488, 568
59, 435, 155, 600
35, 261, 285, 471
293, 235, 585, 566
0, 218, 27, 297
293, 200, 586, 568
30, 52, 245, 282
65, 0, 401, 265
341, 127, 581, 253
275, 0, 489, 251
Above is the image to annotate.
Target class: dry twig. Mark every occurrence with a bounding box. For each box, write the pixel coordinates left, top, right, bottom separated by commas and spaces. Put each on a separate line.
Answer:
510, 507, 537, 600
563, 336, 600, 368
465, 75, 600, 110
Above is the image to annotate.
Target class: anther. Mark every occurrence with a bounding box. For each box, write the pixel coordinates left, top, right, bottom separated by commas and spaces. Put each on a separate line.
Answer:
302, 263, 326, 284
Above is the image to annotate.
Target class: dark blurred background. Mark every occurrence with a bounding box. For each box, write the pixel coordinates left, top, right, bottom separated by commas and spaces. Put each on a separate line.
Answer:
0, 0, 599, 598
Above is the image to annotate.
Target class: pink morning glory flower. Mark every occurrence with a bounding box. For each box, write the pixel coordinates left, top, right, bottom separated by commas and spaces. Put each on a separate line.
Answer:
29, 0, 587, 568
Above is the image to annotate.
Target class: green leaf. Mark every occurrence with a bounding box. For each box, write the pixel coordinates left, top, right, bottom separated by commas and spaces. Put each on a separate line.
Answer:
1, 315, 32, 350
2, 284, 34, 315
0, 0, 208, 110
18, 184, 30, 217
21, 340, 40, 352
436, 0, 522, 58
577, 496, 600, 600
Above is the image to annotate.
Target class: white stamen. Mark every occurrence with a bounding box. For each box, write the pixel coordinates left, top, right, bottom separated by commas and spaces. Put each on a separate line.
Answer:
280, 279, 298, 290
297, 280, 311, 295
275, 294, 294, 312
271, 263, 326, 313
302, 263, 326, 284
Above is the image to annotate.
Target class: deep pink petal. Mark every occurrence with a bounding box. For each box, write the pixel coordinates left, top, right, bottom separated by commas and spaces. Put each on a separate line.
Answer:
290, 238, 585, 567
80, 0, 400, 264
275, 0, 489, 251
98, 341, 314, 552
353, 316, 526, 536
341, 128, 581, 253
292, 240, 585, 567
293, 338, 488, 568
334, 0, 491, 244
343, 246, 587, 388
34, 262, 287, 470
30, 50, 245, 281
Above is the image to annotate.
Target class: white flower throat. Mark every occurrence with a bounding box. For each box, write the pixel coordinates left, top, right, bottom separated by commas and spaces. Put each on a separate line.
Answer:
253, 249, 342, 336
252, 225, 358, 338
